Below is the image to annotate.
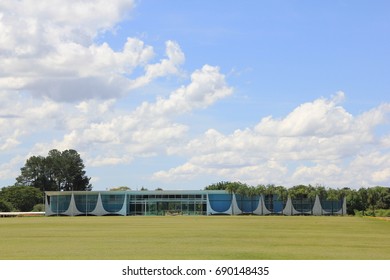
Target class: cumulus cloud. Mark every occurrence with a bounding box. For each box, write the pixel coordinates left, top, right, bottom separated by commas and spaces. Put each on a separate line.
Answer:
0, 156, 25, 181
153, 93, 390, 187
255, 92, 352, 137
23, 64, 232, 168
0, 0, 186, 102
135, 65, 233, 116
0, 91, 62, 153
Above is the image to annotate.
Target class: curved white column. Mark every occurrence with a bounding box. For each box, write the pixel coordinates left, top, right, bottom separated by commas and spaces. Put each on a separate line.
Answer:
282, 196, 294, 216
90, 193, 109, 216
312, 195, 323, 216
63, 193, 83, 216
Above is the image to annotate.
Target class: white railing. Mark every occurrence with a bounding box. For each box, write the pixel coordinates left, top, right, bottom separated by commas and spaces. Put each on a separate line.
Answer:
0, 212, 45, 217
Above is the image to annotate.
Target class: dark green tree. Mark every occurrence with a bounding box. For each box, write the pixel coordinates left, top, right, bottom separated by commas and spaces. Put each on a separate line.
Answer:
326, 188, 341, 215
0, 198, 14, 212
205, 181, 231, 190
236, 183, 249, 214
255, 184, 266, 215
264, 184, 277, 212
373, 186, 390, 209
0, 185, 43, 212
343, 188, 362, 215
367, 187, 380, 216
247, 186, 258, 214
16, 149, 91, 192
274, 185, 288, 215
358, 188, 369, 215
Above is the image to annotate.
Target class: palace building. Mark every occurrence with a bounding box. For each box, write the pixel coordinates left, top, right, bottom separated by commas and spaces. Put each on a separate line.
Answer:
45, 190, 346, 216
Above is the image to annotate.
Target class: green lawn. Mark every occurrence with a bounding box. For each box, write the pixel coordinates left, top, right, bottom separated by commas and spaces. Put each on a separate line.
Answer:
0, 216, 389, 260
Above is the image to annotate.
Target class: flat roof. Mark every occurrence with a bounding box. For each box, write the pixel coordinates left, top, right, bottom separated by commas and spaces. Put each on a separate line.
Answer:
45, 190, 228, 195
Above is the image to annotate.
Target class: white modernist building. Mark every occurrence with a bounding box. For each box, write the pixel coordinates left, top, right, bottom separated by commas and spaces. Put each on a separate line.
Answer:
45, 190, 346, 216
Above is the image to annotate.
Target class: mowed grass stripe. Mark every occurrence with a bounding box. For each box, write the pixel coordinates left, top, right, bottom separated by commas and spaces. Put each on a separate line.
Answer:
0, 216, 389, 260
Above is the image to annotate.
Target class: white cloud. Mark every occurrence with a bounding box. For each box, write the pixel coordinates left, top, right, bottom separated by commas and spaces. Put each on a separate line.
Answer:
372, 168, 390, 183
255, 92, 352, 137
0, 0, 188, 102
0, 91, 62, 155
0, 0, 135, 49
0, 155, 25, 182
135, 65, 233, 117
153, 94, 390, 187
21, 64, 232, 168
127, 40, 185, 90
0, 0, 198, 179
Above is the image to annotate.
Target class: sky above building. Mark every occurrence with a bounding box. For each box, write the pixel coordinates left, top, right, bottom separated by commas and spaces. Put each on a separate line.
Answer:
0, 0, 389, 190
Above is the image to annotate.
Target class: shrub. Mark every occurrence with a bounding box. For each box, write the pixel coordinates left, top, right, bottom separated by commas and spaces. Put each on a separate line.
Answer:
353, 209, 390, 217
32, 203, 45, 212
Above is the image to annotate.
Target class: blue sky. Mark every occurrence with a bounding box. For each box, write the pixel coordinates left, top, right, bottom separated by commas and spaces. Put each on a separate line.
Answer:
0, 0, 389, 190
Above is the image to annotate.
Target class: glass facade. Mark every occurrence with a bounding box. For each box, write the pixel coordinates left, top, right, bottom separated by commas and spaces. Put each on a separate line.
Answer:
320, 199, 343, 214
291, 198, 316, 213
263, 194, 285, 213
45, 190, 346, 216
127, 193, 207, 215
208, 194, 231, 212
49, 195, 71, 214
74, 194, 98, 213
101, 193, 125, 213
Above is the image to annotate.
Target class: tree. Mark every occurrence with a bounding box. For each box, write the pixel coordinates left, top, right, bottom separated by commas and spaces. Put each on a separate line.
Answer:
15, 155, 49, 191
326, 188, 341, 215
373, 186, 390, 210
264, 184, 277, 213
306, 185, 318, 215
205, 181, 231, 190
367, 187, 379, 216
0, 198, 14, 212
342, 188, 362, 215
0, 185, 43, 212
236, 183, 249, 214
274, 185, 288, 215
247, 186, 258, 214
255, 185, 266, 215
110, 186, 131, 191
314, 185, 327, 200
16, 149, 91, 192
358, 188, 369, 215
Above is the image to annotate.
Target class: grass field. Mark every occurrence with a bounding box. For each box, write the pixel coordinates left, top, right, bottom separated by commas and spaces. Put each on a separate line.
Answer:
0, 216, 389, 260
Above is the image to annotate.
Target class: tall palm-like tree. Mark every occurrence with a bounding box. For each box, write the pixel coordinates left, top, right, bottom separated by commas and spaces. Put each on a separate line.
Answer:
247, 186, 258, 214
367, 187, 379, 216
326, 188, 340, 215
236, 184, 249, 214
274, 185, 288, 215
265, 184, 277, 213
225, 182, 239, 215
358, 188, 368, 216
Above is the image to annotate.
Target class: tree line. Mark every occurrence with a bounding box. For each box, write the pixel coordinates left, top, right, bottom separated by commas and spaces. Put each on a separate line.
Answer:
205, 181, 390, 215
